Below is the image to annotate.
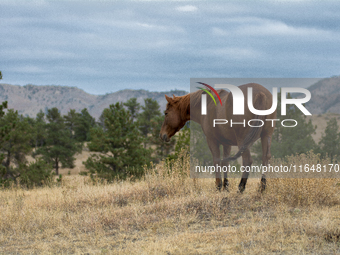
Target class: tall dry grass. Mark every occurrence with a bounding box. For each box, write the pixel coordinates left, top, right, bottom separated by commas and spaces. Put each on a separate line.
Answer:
268, 152, 340, 207
0, 150, 340, 254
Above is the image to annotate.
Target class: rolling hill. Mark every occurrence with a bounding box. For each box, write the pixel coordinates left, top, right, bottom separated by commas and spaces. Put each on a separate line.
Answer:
1, 76, 340, 119
0, 83, 187, 119
304, 76, 340, 114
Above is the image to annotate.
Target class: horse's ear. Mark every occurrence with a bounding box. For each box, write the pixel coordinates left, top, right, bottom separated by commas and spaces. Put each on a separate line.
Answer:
172, 94, 176, 99
165, 94, 174, 104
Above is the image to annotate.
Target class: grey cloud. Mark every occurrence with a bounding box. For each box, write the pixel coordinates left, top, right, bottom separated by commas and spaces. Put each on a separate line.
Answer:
0, 1, 340, 95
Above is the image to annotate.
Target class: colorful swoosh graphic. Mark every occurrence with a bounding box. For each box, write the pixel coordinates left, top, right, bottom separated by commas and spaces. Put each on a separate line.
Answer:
196, 87, 217, 105
196, 82, 223, 106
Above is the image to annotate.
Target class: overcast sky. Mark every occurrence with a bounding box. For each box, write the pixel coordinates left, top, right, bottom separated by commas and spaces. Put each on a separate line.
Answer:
1, 0, 340, 95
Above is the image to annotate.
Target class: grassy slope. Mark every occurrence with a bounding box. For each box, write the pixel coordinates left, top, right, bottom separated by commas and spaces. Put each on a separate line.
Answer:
1, 152, 340, 254
2, 113, 340, 253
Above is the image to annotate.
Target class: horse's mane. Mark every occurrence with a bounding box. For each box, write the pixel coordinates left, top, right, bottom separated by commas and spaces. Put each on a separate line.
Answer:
188, 90, 203, 109
170, 90, 202, 120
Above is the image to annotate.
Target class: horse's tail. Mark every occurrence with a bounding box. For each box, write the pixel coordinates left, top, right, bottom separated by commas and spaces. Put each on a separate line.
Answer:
224, 92, 266, 161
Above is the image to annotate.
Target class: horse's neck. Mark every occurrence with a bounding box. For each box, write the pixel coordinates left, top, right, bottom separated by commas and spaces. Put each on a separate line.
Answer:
187, 91, 202, 124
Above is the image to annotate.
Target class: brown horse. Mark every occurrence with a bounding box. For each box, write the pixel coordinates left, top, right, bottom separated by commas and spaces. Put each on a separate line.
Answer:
160, 83, 276, 192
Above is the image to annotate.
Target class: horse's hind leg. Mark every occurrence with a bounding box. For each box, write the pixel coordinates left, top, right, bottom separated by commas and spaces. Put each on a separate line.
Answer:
239, 148, 253, 193
206, 138, 222, 190
260, 135, 272, 192
222, 144, 231, 191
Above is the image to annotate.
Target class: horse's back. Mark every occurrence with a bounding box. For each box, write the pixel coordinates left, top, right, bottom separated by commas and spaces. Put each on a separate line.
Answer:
207, 83, 276, 145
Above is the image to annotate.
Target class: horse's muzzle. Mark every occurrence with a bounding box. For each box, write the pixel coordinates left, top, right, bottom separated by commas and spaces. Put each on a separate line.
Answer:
159, 133, 170, 142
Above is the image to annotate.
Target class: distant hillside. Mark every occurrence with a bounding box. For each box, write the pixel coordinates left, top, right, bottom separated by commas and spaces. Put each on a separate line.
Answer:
0, 84, 187, 119
1, 76, 340, 119
305, 76, 340, 114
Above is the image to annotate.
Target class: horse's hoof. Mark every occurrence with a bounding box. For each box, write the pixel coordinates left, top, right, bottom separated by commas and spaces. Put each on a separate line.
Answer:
223, 181, 229, 192
223, 187, 229, 192
238, 185, 245, 193
260, 184, 266, 193
260, 178, 266, 193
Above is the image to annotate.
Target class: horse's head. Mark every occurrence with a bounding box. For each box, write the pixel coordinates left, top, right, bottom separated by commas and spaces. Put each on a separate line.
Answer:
160, 94, 190, 142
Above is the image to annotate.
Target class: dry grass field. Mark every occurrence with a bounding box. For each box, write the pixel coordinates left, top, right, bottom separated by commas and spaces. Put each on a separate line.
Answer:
1, 151, 340, 254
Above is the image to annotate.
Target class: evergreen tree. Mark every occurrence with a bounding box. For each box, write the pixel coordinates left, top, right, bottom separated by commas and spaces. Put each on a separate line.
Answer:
167, 123, 190, 161
64, 108, 96, 142
138, 98, 161, 147
74, 108, 96, 142
64, 109, 79, 139
84, 103, 151, 181
0, 110, 33, 180
175, 124, 190, 153
18, 159, 54, 188
317, 117, 340, 160
123, 97, 140, 121
34, 110, 46, 148
0, 101, 12, 184
188, 122, 213, 165
150, 115, 176, 162
35, 108, 81, 175
0, 102, 8, 140
24, 115, 36, 148
0, 73, 18, 185
98, 111, 106, 129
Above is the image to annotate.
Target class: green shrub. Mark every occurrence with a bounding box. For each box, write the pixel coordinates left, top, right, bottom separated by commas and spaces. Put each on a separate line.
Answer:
18, 160, 54, 188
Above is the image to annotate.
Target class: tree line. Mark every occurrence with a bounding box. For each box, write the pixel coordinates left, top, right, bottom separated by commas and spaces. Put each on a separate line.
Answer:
0, 90, 184, 187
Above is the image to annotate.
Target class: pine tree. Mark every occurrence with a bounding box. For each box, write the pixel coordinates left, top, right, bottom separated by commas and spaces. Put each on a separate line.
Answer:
64, 108, 96, 142
317, 117, 340, 160
35, 108, 81, 175
123, 98, 140, 121
167, 123, 190, 162
24, 115, 36, 148
138, 98, 161, 147
189, 122, 213, 165
64, 109, 79, 139
84, 103, 151, 181
0, 110, 33, 179
98, 111, 106, 129
0, 102, 12, 184
18, 159, 54, 188
35, 110, 46, 148
175, 124, 190, 153
74, 108, 96, 142
150, 115, 176, 162
0, 73, 10, 184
